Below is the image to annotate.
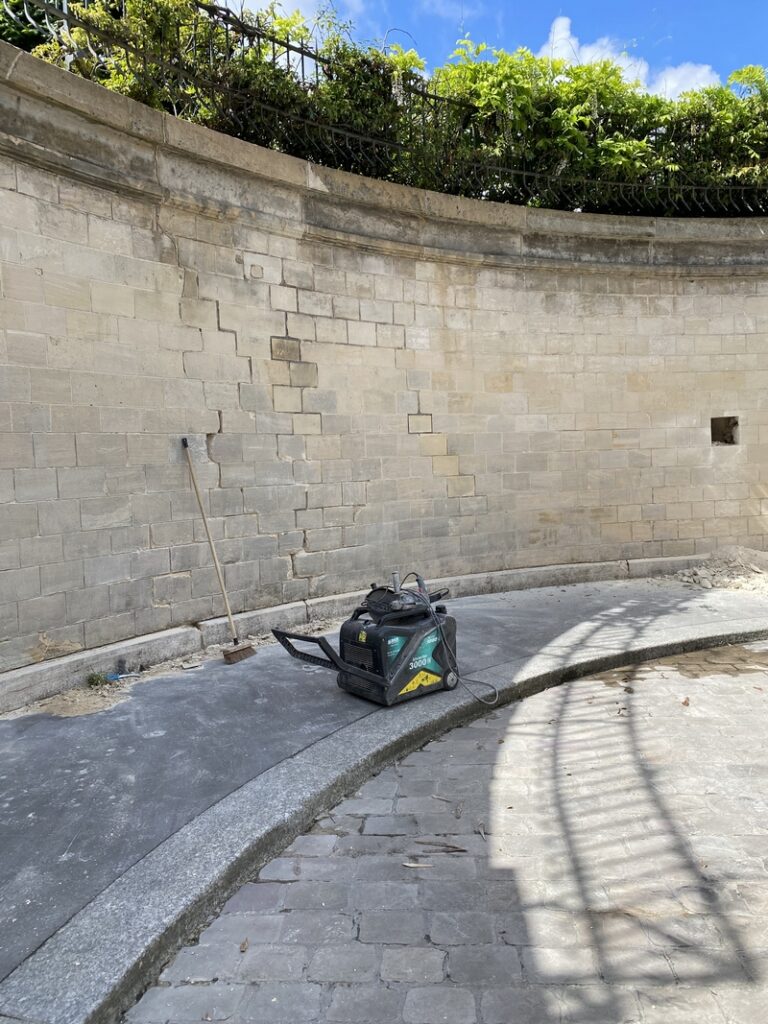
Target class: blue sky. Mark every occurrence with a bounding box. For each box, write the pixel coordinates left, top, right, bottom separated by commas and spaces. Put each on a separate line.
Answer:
282, 0, 768, 98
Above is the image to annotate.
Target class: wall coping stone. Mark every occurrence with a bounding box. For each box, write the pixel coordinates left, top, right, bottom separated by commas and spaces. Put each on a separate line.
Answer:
2, 39, 768, 273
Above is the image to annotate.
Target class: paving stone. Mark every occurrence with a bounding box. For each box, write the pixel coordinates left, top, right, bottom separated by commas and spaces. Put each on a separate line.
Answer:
338, 797, 396, 816
419, 882, 487, 911
308, 942, 380, 982
480, 986, 565, 1024
124, 982, 244, 1022
294, 855, 347, 880
159, 943, 243, 984
636, 987, 727, 1024
363, 815, 419, 835
284, 834, 338, 857
196, 913, 283, 947
131, 649, 768, 1024
326, 983, 405, 1022
447, 945, 523, 986
428, 912, 496, 945
381, 946, 446, 983
258, 857, 299, 881
221, 881, 285, 913
237, 982, 323, 1022
358, 911, 428, 945
348, 881, 419, 910
282, 881, 349, 910
402, 985, 476, 1024
236, 943, 308, 981
278, 910, 356, 944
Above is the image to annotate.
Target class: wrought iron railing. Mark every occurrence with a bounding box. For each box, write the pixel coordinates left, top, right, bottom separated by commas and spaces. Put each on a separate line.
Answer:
3, 0, 768, 217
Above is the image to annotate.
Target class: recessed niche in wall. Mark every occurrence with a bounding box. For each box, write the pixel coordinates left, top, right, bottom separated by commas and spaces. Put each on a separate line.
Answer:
711, 416, 739, 445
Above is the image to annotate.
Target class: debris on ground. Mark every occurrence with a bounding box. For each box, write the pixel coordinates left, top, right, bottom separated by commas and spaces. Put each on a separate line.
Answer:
2, 616, 345, 720
664, 546, 768, 594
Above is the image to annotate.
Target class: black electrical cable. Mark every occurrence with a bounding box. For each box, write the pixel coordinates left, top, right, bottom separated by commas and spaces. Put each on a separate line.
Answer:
402, 572, 499, 708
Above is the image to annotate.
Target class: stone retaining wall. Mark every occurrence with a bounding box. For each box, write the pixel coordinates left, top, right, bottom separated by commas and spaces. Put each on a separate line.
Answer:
2, 39, 768, 675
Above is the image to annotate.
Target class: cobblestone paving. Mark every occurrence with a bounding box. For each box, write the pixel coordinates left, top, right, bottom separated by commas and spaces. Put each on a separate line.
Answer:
128, 644, 768, 1023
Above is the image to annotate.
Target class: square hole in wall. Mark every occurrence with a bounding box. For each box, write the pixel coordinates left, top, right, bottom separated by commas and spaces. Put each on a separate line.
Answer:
711, 416, 739, 445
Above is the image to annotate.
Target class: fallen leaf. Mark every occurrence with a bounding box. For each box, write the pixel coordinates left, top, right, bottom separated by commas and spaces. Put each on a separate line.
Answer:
415, 839, 467, 853
682, 697, 690, 707
239, 939, 249, 953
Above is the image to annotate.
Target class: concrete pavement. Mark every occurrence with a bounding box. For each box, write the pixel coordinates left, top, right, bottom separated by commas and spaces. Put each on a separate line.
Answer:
1, 579, 768, 1022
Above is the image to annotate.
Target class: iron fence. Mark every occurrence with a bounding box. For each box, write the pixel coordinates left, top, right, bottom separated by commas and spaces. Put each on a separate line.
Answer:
3, 0, 768, 217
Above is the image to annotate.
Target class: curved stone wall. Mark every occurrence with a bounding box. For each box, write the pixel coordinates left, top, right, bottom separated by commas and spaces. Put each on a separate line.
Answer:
2, 40, 768, 675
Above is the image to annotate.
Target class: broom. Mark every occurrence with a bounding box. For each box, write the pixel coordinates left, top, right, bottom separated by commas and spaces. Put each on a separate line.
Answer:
182, 438, 255, 664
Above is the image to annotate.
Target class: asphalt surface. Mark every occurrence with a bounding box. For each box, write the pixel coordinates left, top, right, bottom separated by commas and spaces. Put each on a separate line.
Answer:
1, 579, 768, 1003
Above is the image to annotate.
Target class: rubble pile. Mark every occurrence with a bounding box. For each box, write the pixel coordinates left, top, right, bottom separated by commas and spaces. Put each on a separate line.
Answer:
671, 546, 768, 594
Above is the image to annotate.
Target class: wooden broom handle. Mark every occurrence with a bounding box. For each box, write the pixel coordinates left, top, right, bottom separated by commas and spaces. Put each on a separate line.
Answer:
182, 439, 239, 644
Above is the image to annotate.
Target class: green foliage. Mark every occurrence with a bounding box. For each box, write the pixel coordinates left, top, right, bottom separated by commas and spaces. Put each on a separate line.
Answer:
4, 1, 768, 212
0, 0, 48, 50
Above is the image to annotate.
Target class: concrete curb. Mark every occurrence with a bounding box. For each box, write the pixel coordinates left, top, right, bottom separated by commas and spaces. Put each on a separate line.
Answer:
1, 556, 704, 713
1, 611, 766, 1024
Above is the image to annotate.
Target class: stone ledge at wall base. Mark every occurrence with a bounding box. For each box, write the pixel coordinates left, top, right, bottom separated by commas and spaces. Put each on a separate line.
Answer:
0, 627, 201, 715
0, 556, 704, 714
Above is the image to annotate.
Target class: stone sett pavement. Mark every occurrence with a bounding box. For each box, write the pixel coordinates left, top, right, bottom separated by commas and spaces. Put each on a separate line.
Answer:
127, 644, 768, 1024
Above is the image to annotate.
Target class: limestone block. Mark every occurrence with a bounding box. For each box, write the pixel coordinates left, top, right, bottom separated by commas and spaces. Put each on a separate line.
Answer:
14, 468, 57, 502
1, 265, 44, 303
6, 330, 47, 367
85, 611, 136, 648
84, 553, 132, 586
19, 592, 66, 634
0, 366, 32, 405
41, 559, 85, 597
0, 433, 34, 469
273, 386, 302, 413
75, 433, 128, 467
315, 318, 348, 344
408, 414, 433, 434
293, 413, 322, 435
0, 502, 38, 538
270, 284, 297, 312
80, 496, 131, 530
0, 600, 18, 641
0, 566, 40, 604
348, 322, 376, 347
131, 548, 171, 580
0, 539, 20, 571
271, 337, 301, 362
289, 362, 318, 388
33, 433, 77, 468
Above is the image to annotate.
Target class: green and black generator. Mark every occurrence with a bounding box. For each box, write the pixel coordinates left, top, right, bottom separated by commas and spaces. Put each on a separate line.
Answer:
273, 573, 458, 706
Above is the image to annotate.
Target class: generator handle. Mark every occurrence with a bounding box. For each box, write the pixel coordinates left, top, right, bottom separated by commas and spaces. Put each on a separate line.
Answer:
272, 629, 384, 686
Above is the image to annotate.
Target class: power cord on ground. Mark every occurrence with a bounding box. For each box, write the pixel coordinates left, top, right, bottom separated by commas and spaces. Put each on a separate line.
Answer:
402, 572, 499, 707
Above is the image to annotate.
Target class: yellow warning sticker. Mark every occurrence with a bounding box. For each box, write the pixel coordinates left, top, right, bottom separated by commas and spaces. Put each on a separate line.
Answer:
399, 670, 441, 696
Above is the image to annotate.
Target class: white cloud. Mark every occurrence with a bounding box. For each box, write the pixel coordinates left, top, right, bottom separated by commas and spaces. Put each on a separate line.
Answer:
536, 16, 719, 99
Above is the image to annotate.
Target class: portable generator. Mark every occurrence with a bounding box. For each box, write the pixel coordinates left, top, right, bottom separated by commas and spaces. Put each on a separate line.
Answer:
272, 572, 458, 706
